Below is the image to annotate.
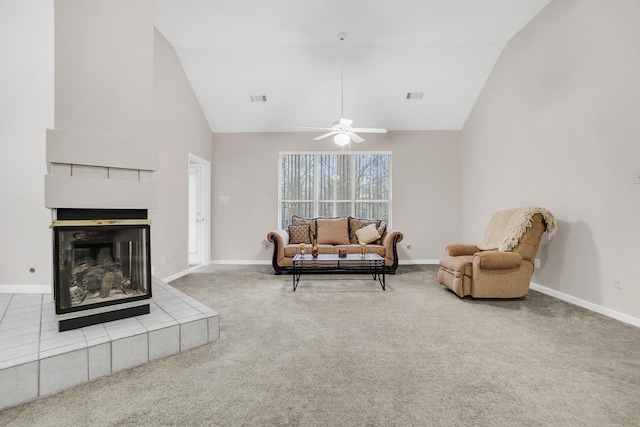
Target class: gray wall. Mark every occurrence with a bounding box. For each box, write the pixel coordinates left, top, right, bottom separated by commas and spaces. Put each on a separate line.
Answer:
0, 0, 54, 291
54, 0, 213, 280
462, 0, 640, 320
0, 0, 211, 289
54, 0, 154, 141
211, 131, 462, 264
152, 29, 213, 279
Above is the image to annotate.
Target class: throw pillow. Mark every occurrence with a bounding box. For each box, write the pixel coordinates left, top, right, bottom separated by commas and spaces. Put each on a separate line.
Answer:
316, 217, 350, 245
348, 217, 381, 244
355, 223, 382, 244
376, 224, 387, 244
288, 224, 311, 244
291, 215, 317, 238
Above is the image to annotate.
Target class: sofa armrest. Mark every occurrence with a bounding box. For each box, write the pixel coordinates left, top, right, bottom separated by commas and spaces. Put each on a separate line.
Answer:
267, 229, 289, 274
445, 244, 480, 257
381, 229, 403, 272
268, 229, 289, 247
382, 229, 403, 249
473, 250, 522, 270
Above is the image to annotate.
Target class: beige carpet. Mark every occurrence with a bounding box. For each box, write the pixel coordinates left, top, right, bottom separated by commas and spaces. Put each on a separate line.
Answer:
1, 265, 639, 426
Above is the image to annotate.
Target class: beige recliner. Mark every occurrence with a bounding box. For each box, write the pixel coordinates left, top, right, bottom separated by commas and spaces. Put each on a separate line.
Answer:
438, 207, 556, 299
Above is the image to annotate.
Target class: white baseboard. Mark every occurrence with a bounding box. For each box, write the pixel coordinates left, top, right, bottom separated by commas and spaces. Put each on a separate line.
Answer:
399, 259, 440, 265
161, 269, 190, 283
209, 260, 271, 265
530, 282, 640, 328
0, 284, 51, 294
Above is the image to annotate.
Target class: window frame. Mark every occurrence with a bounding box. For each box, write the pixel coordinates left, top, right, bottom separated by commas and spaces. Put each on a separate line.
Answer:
278, 151, 392, 229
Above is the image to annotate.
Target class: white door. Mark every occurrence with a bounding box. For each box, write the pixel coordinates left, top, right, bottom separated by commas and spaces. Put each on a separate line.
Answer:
188, 165, 203, 265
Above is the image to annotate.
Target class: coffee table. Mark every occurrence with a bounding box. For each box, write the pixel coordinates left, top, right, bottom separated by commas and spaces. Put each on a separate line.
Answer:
292, 253, 386, 291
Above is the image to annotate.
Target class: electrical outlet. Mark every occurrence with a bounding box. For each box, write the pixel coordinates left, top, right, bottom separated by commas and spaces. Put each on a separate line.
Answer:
613, 276, 623, 289
406, 243, 412, 249
534, 258, 540, 269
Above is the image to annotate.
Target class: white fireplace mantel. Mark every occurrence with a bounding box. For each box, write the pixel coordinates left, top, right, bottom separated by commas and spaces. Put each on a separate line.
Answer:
45, 129, 158, 209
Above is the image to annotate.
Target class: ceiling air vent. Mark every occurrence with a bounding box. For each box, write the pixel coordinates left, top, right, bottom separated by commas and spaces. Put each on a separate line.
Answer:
250, 95, 267, 102
406, 92, 424, 100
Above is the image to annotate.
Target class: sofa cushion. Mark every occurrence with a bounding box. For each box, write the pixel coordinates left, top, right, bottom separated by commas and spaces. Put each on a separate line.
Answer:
366, 244, 385, 256
335, 244, 385, 256
316, 217, 350, 245
439, 255, 473, 278
288, 224, 311, 244
355, 223, 382, 244
284, 245, 301, 257
291, 215, 317, 238
317, 244, 337, 255
348, 217, 381, 244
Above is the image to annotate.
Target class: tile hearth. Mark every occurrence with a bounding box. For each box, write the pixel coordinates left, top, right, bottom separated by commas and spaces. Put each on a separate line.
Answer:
0, 277, 219, 410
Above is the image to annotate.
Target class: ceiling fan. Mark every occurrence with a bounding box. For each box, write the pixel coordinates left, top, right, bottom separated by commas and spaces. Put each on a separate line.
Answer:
301, 33, 387, 146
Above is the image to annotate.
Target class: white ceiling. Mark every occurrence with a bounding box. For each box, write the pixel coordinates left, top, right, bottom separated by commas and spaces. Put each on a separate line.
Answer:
154, 0, 551, 134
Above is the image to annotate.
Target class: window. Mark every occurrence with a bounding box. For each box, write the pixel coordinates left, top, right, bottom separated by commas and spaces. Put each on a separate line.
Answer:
279, 152, 391, 229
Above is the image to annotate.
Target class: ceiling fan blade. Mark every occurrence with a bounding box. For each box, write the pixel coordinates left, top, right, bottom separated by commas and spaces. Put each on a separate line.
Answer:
301, 125, 333, 131
350, 127, 388, 134
313, 131, 338, 140
338, 118, 353, 127
345, 131, 364, 143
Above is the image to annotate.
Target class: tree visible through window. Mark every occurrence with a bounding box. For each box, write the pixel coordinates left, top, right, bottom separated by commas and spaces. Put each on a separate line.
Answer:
279, 152, 391, 229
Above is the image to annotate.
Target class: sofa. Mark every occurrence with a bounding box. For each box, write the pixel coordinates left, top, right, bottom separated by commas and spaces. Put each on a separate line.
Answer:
438, 207, 556, 299
267, 215, 403, 274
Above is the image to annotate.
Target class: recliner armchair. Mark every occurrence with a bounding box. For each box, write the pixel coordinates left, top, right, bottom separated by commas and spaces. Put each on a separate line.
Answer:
438, 207, 556, 299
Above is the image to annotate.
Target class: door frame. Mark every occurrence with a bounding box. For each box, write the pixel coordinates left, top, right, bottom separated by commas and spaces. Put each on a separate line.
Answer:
188, 153, 211, 267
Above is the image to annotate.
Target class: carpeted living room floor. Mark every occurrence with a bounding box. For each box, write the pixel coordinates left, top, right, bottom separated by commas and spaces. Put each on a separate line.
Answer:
1, 265, 639, 426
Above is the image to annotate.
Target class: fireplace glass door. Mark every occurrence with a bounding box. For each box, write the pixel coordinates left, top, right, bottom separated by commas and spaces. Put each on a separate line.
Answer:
53, 222, 151, 315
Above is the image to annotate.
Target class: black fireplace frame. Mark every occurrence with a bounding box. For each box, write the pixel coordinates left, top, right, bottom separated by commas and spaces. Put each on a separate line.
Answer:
52, 208, 152, 331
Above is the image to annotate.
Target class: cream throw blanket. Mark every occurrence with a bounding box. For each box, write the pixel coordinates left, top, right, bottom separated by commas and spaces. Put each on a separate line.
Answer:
477, 207, 557, 252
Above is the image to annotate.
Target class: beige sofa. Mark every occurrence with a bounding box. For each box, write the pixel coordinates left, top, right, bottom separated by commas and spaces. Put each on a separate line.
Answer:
438, 207, 556, 299
267, 215, 403, 274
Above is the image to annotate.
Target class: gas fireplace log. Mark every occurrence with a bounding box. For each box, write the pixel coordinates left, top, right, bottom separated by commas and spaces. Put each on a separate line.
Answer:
99, 271, 115, 298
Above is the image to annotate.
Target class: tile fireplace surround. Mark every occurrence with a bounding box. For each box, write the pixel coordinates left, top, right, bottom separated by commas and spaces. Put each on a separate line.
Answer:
0, 277, 219, 411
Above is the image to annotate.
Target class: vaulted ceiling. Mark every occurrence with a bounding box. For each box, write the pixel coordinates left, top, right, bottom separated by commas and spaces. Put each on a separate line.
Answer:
154, 0, 551, 134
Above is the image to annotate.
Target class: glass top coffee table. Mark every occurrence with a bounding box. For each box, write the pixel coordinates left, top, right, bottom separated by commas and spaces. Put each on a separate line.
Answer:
291, 253, 386, 292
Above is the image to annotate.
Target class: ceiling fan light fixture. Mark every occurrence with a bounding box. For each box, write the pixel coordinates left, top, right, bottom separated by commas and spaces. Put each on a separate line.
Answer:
300, 32, 386, 144
334, 133, 350, 146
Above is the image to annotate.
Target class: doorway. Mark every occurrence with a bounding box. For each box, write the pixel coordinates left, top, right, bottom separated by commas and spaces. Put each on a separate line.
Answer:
188, 153, 211, 268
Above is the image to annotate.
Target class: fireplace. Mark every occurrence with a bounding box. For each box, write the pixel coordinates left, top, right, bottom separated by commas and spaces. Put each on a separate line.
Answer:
52, 209, 152, 331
